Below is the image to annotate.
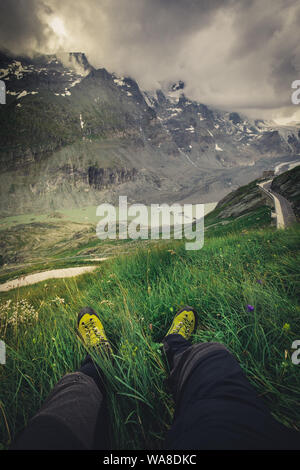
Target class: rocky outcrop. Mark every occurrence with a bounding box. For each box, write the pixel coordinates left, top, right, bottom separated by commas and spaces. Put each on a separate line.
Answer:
87, 166, 138, 189
28, 165, 139, 194
271, 166, 300, 220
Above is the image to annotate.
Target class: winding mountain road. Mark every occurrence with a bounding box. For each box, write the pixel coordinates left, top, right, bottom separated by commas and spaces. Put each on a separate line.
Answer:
257, 179, 296, 229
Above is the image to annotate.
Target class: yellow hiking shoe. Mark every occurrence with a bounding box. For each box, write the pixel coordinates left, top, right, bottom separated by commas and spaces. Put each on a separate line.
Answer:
77, 307, 112, 354
165, 306, 198, 340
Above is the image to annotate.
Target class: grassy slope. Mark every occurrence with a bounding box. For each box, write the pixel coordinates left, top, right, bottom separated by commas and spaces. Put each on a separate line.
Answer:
1, 223, 300, 450
0, 216, 155, 284
204, 177, 272, 237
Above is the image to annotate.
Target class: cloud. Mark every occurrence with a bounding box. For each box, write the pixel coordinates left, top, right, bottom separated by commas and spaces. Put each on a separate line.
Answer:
1, 0, 300, 120
0, 0, 52, 55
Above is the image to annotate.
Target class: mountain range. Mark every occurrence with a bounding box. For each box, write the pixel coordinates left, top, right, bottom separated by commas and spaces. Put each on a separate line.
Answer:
0, 51, 300, 216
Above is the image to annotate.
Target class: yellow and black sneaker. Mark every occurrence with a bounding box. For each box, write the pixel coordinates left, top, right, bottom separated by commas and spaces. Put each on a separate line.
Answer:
165, 306, 198, 340
77, 307, 112, 354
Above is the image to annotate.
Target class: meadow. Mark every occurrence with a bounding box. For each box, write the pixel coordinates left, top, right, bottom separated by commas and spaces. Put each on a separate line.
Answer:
0, 222, 299, 449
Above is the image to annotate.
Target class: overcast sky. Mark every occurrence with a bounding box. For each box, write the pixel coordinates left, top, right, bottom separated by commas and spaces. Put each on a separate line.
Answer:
1, 0, 300, 122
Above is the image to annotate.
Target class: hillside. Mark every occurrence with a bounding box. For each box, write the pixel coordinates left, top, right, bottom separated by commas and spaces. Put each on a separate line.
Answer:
204, 178, 273, 237
271, 165, 300, 220
0, 221, 299, 450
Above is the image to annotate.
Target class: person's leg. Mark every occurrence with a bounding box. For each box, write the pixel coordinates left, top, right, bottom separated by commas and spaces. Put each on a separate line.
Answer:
163, 307, 300, 450
11, 370, 106, 450
11, 307, 112, 450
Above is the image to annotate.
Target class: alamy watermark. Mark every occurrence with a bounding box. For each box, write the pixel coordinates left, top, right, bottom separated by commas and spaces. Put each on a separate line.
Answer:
291, 340, 300, 365
291, 80, 300, 105
0, 340, 5, 365
0, 80, 5, 104
96, 196, 204, 250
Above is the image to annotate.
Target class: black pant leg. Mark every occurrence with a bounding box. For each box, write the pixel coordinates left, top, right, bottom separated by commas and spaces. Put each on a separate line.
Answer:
163, 335, 300, 450
11, 368, 109, 450
79, 355, 112, 450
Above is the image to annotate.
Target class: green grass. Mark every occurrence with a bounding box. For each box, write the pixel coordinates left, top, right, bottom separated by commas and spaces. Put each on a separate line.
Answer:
0, 223, 300, 450
205, 206, 272, 237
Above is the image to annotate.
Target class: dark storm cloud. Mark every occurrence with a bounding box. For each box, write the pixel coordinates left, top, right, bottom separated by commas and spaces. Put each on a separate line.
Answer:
0, 0, 236, 55
0, 0, 53, 55
229, 0, 300, 107
0, 0, 300, 120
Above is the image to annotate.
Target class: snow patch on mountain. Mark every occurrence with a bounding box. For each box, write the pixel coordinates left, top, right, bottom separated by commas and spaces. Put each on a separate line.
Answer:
17, 91, 28, 99
113, 77, 126, 87
69, 78, 82, 88
0, 60, 32, 80
80, 114, 84, 129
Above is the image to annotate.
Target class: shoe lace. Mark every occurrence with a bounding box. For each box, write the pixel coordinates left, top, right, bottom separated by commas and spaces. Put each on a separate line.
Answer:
83, 318, 102, 341
173, 316, 193, 336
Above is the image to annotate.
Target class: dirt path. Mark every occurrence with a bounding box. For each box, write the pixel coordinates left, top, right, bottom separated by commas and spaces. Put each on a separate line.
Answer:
0, 266, 98, 292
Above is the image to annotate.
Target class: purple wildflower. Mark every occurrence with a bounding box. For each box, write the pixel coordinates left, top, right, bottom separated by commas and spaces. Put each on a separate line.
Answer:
247, 304, 255, 312
257, 279, 263, 285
